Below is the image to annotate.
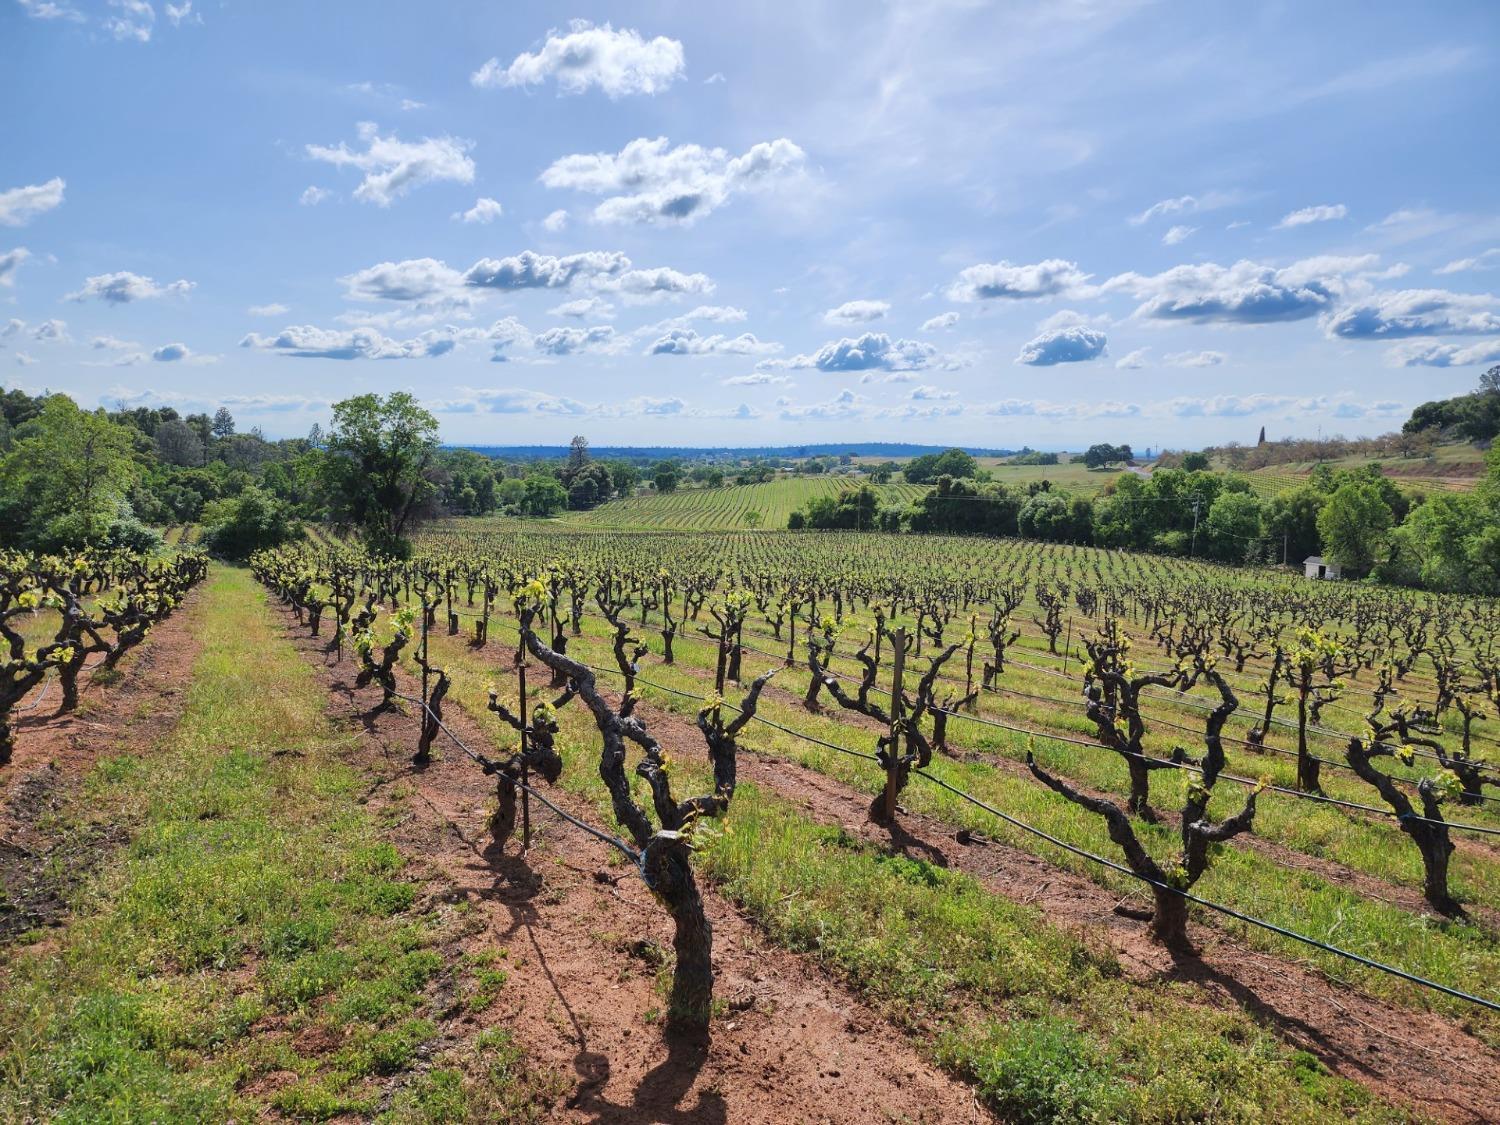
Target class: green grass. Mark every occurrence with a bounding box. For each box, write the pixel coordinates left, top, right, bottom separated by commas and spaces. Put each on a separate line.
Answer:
0, 567, 559, 1123
411, 624, 1407, 1122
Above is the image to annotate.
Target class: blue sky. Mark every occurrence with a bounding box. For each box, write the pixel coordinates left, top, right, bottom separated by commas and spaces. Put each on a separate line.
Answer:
3, 0, 1498, 448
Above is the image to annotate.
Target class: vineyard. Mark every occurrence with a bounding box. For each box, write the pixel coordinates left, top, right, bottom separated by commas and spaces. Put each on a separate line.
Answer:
537, 476, 928, 530
5, 527, 1500, 1120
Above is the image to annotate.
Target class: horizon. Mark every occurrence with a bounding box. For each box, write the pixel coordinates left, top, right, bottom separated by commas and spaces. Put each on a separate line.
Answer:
3, 2, 1497, 447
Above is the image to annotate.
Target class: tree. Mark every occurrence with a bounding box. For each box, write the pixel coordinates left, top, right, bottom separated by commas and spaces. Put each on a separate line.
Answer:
0, 395, 140, 546
566, 434, 591, 476
1180, 451, 1210, 472
1082, 443, 1130, 469
211, 406, 236, 439
1317, 480, 1394, 575
155, 418, 204, 467
1203, 491, 1263, 562
200, 486, 302, 559
521, 473, 567, 516
654, 466, 680, 493
1481, 365, 1500, 396
319, 392, 440, 554
1263, 487, 1325, 565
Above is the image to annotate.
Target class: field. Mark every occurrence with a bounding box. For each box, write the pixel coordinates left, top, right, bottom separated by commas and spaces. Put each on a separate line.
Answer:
4, 526, 1500, 1122
1238, 443, 1487, 495
543, 475, 926, 530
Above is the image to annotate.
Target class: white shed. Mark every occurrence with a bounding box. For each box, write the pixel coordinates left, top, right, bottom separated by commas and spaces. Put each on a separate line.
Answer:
1303, 555, 1342, 580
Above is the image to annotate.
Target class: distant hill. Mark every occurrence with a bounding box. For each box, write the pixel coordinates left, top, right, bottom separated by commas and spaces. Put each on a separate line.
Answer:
456, 442, 1018, 461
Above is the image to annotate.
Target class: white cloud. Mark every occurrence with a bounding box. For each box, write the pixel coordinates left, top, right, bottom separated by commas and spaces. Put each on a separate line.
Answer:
15, 352, 38, 366
31, 318, 69, 342
677, 305, 747, 323
17, 1, 85, 21
68, 271, 195, 303
91, 334, 139, 350
1162, 224, 1196, 246
532, 324, 617, 356
922, 311, 959, 332
1387, 339, 1500, 367
549, 297, 614, 320
1115, 347, 1150, 369
2, 318, 25, 339
461, 249, 630, 291
0, 178, 65, 227
541, 136, 805, 226
241, 324, 462, 360
471, 20, 685, 98
1435, 249, 1500, 275
909, 385, 957, 400
300, 185, 332, 206
152, 342, 190, 361
601, 266, 715, 301
1322, 288, 1500, 339
776, 331, 936, 373
0, 247, 30, 286
1275, 203, 1348, 229
434, 387, 592, 415
823, 299, 890, 325
455, 197, 503, 224
723, 372, 791, 386
1104, 255, 1375, 324
542, 209, 568, 232
248, 303, 289, 317
344, 257, 466, 302
1128, 190, 1245, 226
1015, 325, 1107, 366
306, 122, 474, 207
779, 388, 865, 421
1163, 349, 1226, 367
164, 2, 197, 26
945, 259, 1090, 301
105, 0, 154, 42
647, 329, 779, 356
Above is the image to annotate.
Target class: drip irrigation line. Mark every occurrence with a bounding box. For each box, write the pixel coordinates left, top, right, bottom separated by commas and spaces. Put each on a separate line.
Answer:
911, 769, 1500, 1014
387, 689, 642, 868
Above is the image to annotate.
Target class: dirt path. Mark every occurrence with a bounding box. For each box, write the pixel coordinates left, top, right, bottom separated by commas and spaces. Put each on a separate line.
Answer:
0, 585, 208, 944
272, 605, 994, 1125
592, 680, 1500, 1124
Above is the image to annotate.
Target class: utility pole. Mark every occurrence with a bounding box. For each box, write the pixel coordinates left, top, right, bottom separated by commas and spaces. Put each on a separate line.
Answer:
1189, 496, 1202, 557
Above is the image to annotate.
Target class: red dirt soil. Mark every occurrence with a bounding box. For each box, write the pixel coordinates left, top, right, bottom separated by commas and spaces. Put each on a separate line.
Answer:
272, 603, 993, 1125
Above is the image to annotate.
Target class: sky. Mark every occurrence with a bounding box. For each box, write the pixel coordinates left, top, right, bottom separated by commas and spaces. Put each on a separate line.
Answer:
3, 0, 1498, 449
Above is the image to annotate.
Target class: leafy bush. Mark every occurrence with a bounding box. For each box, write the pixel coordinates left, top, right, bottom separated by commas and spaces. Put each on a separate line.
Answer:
200, 486, 302, 559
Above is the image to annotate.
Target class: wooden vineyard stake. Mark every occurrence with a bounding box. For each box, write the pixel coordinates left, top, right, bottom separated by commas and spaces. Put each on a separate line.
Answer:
517, 651, 531, 851
885, 627, 907, 821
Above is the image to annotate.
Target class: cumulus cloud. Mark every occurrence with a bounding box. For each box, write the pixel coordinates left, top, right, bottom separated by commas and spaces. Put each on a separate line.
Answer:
1162, 225, 1196, 246
344, 257, 466, 302
532, 325, 617, 356
1275, 203, 1348, 229
471, 20, 685, 98
300, 186, 332, 206
68, 270, 194, 304
776, 332, 936, 373
779, 388, 865, 421
152, 342, 190, 361
542, 209, 569, 232
17, 1, 85, 21
823, 299, 889, 324
602, 266, 714, 301
1103, 255, 1376, 324
1387, 339, 1500, 367
646, 328, 779, 356
549, 296, 614, 319
1115, 347, 1150, 369
306, 122, 474, 206
241, 324, 461, 360
922, 311, 959, 332
0, 247, 30, 286
91, 334, 139, 350
1015, 325, 1107, 366
105, 0, 154, 41
2, 318, 25, 339
909, 385, 957, 400
455, 197, 503, 224
164, 2, 196, 26
248, 302, 289, 316
983, 398, 1141, 419
31, 318, 69, 342
14, 352, 38, 366
540, 136, 805, 226
462, 249, 630, 291
945, 259, 1090, 302
0, 178, 65, 226
1322, 289, 1500, 339
1164, 349, 1226, 367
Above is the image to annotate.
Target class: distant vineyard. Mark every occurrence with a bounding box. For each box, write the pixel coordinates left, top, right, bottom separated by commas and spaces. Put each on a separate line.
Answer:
548, 476, 927, 530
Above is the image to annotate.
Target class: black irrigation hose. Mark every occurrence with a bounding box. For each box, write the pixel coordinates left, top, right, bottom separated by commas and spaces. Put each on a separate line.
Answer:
386, 689, 643, 868
912, 769, 1500, 1015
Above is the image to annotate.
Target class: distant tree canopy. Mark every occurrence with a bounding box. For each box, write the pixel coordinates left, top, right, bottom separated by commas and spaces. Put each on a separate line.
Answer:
1404, 369, 1500, 443
1082, 443, 1134, 469
902, 448, 980, 483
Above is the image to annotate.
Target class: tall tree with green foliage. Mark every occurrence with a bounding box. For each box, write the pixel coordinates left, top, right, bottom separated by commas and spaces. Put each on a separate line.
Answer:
0, 394, 141, 546
319, 392, 439, 554
1317, 480, 1394, 576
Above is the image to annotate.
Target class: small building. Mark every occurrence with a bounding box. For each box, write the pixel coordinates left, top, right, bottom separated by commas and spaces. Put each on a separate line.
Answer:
1303, 555, 1342, 581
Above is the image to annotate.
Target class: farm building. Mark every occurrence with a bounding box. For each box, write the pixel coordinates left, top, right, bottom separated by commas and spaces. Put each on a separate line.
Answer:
1303, 555, 1342, 580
